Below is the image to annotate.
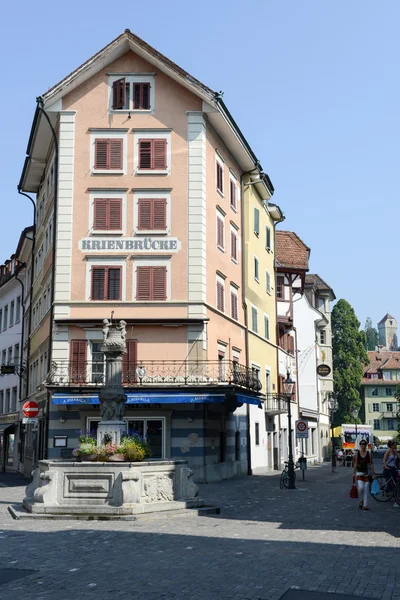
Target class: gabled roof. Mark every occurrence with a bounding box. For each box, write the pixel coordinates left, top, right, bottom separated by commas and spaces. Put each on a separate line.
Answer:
361, 350, 400, 384
20, 29, 274, 194
378, 313, 396, 325
305, 273, 336, 299
275, 231, 310, 271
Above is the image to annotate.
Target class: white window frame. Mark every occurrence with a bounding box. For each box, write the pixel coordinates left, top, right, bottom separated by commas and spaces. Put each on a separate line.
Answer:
229, 172, 239, 212
134, 130, 171, 176
216, 209, 225, 252
264, 314, 270, 340
266, 270, 271, 294
108, 74, 156, 114
216, 153, 224, 198
251, 305, 258, 334
132, 257, 171, 302
230, 284, 239, 321
230, 224, 238, 264
133, 190, 171, 235
90, 129, 128, 175
254, 255, 259, 282
89, 190, 127, 236
86, 257, 127, 301
216, 274, 226, 313
254, 207, 260, 236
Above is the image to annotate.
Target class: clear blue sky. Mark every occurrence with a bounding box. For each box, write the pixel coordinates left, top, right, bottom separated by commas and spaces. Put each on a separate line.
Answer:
1, 1, 398, 330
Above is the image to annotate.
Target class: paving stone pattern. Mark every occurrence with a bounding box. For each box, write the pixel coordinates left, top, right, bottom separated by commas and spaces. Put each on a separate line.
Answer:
0, 462, 399, 600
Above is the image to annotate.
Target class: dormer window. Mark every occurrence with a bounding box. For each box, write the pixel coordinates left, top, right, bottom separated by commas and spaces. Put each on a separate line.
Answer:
109, 75, 155, 112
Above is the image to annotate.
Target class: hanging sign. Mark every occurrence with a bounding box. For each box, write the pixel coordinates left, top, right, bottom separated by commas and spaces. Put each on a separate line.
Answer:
316, 364, 331, 377
295, 420, 309, 439
1, 365, 15, 375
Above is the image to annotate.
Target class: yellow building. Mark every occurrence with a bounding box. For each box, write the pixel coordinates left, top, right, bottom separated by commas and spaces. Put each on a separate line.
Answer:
243, 173, 284, 472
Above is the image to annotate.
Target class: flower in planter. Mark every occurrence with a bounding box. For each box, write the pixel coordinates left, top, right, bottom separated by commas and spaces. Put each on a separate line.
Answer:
120, 434, 151, 462
73, 442, 98, 456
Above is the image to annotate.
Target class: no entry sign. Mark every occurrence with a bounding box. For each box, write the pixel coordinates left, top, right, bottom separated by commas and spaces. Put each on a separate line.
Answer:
295, 420, 309, 439
22, 401, 39, 418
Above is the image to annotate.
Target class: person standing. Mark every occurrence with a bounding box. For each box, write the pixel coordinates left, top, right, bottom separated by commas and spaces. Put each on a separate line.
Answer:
353, 440, 375, 510
383, 441, 400, 487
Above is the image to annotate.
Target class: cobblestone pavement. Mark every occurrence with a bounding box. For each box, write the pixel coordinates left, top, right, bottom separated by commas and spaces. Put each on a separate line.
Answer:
0, 462, 399, 600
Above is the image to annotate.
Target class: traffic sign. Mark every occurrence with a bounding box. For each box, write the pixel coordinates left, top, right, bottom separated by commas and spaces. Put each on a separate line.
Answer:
22, 401, 39, 418
22, 417, 38, 425
295, 420, 309, 439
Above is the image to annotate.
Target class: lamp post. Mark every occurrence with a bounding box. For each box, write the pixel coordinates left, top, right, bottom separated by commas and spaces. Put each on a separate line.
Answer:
283, 372, 296, 489
352, 409, 359, 445
328, 395, 339, 473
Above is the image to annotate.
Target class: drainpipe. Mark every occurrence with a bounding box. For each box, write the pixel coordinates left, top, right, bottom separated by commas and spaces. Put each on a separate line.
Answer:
36, 97, 59, 460
17, 190, 36, 403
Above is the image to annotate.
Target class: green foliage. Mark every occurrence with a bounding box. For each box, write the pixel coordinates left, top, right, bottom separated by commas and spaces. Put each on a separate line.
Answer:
332, 299, 369, 426
120, 434, 151, 461
364, 316, 379, 351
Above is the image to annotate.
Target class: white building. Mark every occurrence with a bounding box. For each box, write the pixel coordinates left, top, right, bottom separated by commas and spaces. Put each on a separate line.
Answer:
0, 228, 33, 471
294, 274, 335, 463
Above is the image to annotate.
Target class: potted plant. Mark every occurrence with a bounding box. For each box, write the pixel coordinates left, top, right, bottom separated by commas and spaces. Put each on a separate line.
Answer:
106, 443, 125, 462
120, 434, 151, 462
72, 441, 97, 461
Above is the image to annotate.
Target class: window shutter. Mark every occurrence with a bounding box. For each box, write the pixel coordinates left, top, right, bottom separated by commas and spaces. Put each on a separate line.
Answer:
254, 208, 260, 235
94, 139, 109, 169
217, 217, 224, 248
91, 267, 106, 300
133, 83, 150, 109
254, 257, 259, 280
153, 199, 166, 229
112, 78, 126, 109
138, 199, 152, 230
94, 199, 108, 230
137, 267, 151, 300
264, 316, 270, 339
217, 162, 223, 192
109, 139, 123, 169
122, 340, 137, 384
152, 267, 167, 300
109, 199, 122, 230
139, 140, 152, 169
153, 140, 167, 169
107, 267, 121, 300
266, 271, 271, 293
231, 231, 237, 260
217, 281, 224, 312
231, 292, 238, 321
230, 180, 236, 208
70, 340, 87, 383
266, 226, 271, 250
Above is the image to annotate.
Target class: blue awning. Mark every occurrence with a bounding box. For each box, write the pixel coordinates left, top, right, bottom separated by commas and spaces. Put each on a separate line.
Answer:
237, 394, 263, 409
52, 393, 100, 405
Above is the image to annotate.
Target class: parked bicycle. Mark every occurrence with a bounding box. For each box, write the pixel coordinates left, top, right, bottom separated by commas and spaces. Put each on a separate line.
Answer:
280, 461, 300, 489
370, 469, 400, 503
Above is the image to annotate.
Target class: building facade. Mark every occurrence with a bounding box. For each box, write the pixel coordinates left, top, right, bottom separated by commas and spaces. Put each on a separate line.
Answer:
378, 313, 398, 351
294, 274, 335, 462
17, 29, 281, 481
362, 350, 400, 443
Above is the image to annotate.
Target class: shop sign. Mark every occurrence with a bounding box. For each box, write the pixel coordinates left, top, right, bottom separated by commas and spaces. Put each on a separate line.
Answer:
0, 413, 19, 424
1, 365, 15, 375
316, 364, 331, 377
79, 237, 181, 252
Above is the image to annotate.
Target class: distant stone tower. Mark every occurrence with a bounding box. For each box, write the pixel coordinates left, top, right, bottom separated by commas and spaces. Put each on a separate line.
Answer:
378, 313, 398, 350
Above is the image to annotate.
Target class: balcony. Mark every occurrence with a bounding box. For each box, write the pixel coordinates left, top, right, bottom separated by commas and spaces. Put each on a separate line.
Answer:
45, 360, 262, 393
381, 411, 398, 419
265, 393, 289, 415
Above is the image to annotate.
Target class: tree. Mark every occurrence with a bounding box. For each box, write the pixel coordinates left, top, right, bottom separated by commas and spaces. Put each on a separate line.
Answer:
332, 299, 369, 426
364, 316, 379, 351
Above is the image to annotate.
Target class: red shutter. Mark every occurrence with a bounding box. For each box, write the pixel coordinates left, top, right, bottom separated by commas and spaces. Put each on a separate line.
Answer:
94, 199, 108, 230
136, 267, 151, 300
217, 217, 224, 248
70, 340, 87, 383
152, 267, 167, 300
107, 267, 121, 300
122, 340, 138, 384
91, 267, 106, 300
153, 199, 166, 229
109, 199, 122, 230
139, 140, 152, 169
133, 83, 150, 109
217, 281, 224, 312
153, 140, 167, 169
109, 139, 123, 169
138, 199, 152, 230
231, 292, 238, 321
94, 139, 109, 169
217, 163, 223, 192
230, 180, 236, 208
112, 78, 126, 109
231, 231, 237, 260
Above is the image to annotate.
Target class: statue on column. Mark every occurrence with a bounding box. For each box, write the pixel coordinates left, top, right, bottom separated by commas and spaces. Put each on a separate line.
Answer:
98, 319, 127, 423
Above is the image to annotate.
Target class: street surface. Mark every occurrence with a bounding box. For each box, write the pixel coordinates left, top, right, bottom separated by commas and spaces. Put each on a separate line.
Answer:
0, 462, 399, 600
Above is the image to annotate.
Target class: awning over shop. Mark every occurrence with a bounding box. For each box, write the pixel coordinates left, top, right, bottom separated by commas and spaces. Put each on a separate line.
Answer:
52, 391, 263, 407
0, 423, 16, 435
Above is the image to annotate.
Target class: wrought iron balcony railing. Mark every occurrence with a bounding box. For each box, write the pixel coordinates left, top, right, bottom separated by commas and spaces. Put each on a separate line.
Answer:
45, 360, 262, 392
265, 393, 289, 415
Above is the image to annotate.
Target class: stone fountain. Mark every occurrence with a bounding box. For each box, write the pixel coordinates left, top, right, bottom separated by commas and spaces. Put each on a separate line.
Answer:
15, 320, 205, 519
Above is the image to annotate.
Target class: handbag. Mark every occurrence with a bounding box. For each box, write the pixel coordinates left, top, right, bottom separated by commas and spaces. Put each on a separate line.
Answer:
350, 475, 358, 499
371, 478, 380, 496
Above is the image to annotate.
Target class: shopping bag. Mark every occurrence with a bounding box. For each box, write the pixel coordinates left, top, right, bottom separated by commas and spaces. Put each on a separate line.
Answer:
371, 478, 380, 496
350, 476, 358, 499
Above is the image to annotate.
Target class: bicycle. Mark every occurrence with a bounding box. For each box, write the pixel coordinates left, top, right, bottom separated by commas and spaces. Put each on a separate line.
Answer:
280, 461, 299, 489
370, 470, 400, 503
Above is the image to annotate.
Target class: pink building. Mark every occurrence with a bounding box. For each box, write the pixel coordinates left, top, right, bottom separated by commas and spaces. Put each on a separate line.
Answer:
18, 30, 269, 481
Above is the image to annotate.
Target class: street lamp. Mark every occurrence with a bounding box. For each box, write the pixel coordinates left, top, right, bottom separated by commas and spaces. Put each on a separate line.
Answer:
283, 372, 296, 489
328, 394, 339, 472
352, 408, 359, 444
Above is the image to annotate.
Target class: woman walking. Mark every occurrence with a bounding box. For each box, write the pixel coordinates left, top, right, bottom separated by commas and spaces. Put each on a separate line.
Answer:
353, 440, 375, 510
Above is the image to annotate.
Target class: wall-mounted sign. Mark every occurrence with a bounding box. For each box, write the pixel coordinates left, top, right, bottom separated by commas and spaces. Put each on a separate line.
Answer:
23, 417, 38, 425
316, 364, 331, 377
1, 365, 15, 375
80, 237, 181, 252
